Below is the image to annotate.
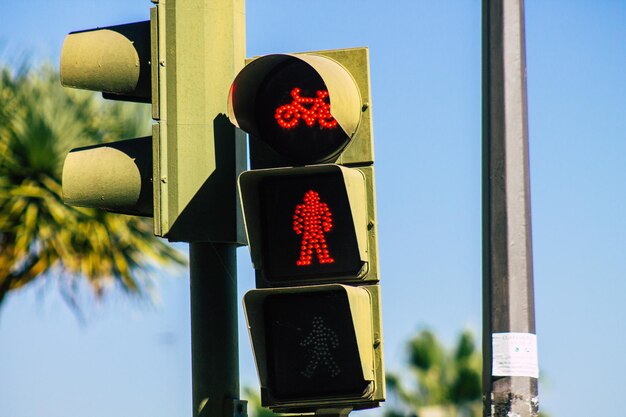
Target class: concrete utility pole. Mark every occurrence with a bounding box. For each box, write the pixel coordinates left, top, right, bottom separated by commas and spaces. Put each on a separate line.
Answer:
482, 1, 539, 416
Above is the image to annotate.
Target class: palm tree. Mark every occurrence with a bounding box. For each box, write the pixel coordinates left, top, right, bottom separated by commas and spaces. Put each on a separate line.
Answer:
385, 329, 482, 417
243, 387, 280, 417
0, 63, 185, 309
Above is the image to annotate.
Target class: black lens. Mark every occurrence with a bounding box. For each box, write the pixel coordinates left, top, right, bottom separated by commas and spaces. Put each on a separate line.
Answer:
255, 60, 352, 164
264, 290, 370, 400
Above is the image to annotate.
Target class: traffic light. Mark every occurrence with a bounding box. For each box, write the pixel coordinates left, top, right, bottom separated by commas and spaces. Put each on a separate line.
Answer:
228, 48, 384, 413
60, 20, 153, 216
59, 2, 246, 243
244, 284, 381, 405
238, 164, 369, 285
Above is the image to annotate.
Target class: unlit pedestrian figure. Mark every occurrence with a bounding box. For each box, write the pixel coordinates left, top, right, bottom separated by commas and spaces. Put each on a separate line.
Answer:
300, 316, 341, 378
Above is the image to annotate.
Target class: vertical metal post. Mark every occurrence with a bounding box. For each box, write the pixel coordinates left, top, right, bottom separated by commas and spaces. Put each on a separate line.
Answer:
191, 243, 245, 417
174, 0, 246, 417
482, 1, 539, 416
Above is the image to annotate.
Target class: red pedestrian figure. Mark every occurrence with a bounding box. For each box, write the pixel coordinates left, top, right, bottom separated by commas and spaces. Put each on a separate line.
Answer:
293, 190, 335, 266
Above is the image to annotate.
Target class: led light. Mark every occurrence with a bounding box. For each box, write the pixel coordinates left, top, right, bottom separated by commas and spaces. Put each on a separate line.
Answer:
293, 190, 335, 266
275, 88, 338, 130
255, 169, 365, 283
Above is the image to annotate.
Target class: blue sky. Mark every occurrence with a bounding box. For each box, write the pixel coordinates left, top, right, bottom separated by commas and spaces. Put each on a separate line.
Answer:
1, 1, 625, 416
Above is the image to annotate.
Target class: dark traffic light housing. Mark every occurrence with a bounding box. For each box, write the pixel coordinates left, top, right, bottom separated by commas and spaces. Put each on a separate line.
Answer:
228, 48, 374, 170
239, 164, 371, 287
244, 284, 383, 412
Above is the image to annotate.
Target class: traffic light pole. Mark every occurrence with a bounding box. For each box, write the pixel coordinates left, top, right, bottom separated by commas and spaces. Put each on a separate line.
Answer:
190, 243, 245, 417
482, 1, 539, 416
59, 0, 247, 416
171, 0, 246, 417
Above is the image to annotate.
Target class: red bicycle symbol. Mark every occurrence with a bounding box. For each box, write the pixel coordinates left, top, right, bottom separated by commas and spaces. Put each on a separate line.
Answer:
274, 88, 338, 130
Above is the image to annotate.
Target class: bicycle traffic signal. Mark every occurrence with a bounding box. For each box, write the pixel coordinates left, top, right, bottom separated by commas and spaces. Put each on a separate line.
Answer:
59, 1, 245, 243
228, 48, 384, 413
228, 48, 374, 169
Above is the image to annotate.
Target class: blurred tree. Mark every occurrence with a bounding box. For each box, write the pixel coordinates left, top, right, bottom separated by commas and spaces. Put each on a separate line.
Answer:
385, 329, 549, 417
385, 329, 482, 417
243, 387, 278, 417
0, 64, 186, 310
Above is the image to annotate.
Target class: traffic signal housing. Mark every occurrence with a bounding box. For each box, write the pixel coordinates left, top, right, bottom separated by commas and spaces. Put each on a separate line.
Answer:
239, 164, 371, 287
228, 48, 384, 413
59, 2, 246, 243
244, 284, 383, 412
60, 20, 153, 216
228, 48, 374, 169
60, 21, 152, 103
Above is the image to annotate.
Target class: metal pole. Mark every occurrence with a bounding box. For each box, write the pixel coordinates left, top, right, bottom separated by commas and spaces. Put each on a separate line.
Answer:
182, 0, 246, 416
190, 243, 245, 417
482, 1, 539, 416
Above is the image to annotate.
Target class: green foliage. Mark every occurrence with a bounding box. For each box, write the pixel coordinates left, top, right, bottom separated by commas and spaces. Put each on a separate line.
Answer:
385, 329, 482, 417
243, 387, 279, 417
0, 63, 186, 308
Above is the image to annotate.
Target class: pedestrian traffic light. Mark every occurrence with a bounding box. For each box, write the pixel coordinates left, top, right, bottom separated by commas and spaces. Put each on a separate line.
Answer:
59, 2, 246, 243
228, 48, 384, 413
239, 164, 369, 286
244, 284, 383, 412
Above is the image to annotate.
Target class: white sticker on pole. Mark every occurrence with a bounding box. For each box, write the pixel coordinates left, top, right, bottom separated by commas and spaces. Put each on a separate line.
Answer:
492, 332, 538, 378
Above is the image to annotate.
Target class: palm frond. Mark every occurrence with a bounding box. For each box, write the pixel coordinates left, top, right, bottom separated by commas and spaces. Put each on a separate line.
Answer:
385, 329, 483, 417
0, 62, 186, 309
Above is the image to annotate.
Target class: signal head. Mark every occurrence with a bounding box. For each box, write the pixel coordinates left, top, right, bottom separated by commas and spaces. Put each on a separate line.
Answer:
228, 53, 362, 165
